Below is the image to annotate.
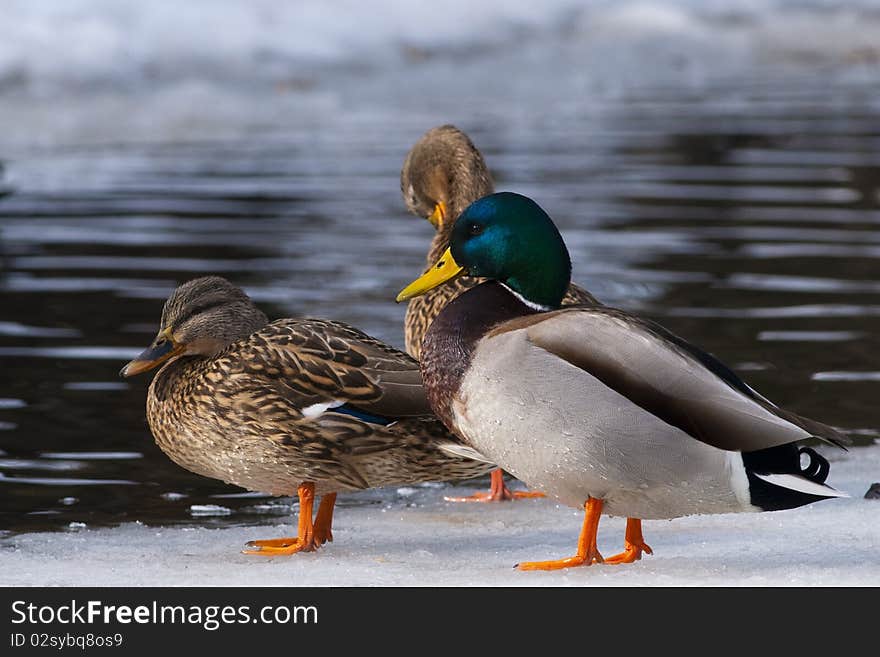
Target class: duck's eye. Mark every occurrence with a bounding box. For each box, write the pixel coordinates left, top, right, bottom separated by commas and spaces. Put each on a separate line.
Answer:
468, 222, 483, 236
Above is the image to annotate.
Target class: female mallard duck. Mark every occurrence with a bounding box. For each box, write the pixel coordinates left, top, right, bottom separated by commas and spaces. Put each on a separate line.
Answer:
397, 192, 848, 570
400, 125, 600, 502
121, 276, 495, 556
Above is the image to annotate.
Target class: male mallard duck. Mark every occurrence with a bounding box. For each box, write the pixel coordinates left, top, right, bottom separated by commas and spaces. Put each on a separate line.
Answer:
121, 276, 495, 556
397, 192, 848, 570
400, 125, 599, 502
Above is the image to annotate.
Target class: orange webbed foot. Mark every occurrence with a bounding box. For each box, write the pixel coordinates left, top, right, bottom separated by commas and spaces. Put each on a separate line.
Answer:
313, 492, 336, 545
445, 469, 545, 503
313, 527, 333, 545
604, 542, 652, 564
515, 497, 605, 571
242, 483, 334, 557
604, 518, 652, 565
242, 537, 318, 556
516, 550, 604, 571
444, 489, 545, 503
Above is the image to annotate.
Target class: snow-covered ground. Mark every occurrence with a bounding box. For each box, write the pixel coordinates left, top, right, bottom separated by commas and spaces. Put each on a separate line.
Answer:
4, 0, 880, 148
2, 442, 878, 587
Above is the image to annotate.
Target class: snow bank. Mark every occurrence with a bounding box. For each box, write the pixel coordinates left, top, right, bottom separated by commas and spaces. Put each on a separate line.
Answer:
3, 1, 880, 93
2, 442, 878, 586
3, 1, 880, 146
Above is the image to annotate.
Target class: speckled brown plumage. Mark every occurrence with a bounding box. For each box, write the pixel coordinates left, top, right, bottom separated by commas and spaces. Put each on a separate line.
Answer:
137, 277, 494, 499
400, 125, 600, 359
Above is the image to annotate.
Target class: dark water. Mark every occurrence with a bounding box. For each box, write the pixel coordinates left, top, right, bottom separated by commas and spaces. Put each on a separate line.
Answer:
1, 78, 879, 534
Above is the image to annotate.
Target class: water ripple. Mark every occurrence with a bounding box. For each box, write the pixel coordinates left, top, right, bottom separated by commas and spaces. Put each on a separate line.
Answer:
738, 244, 880, 258
0, 474, 137, 486
812, 372, 880, 382
724, 274, 880, 294
758, 331, 866, 342
41, 452, 144, 460
0, 459, 83, 472
0, 322, 81, 338
62, 382, 130, 391
666, 305, 880, 319
0, 347, 141, 360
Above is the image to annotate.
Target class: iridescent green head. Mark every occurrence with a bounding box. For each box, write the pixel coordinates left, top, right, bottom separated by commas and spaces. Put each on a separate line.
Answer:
397, 192, 571, 310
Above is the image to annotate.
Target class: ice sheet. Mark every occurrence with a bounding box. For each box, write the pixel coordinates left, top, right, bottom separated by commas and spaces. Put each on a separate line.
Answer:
2, 442, 877, 586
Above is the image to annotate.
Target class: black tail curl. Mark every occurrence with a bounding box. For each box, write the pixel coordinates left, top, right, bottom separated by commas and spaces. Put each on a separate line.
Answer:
744, 442, 836, 511
798, 446, 830, 484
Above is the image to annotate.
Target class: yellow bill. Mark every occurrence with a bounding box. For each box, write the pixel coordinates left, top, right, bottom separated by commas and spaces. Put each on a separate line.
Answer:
396, 247, 464, 302
120, 327, 184, 377
427, 201, 447, 228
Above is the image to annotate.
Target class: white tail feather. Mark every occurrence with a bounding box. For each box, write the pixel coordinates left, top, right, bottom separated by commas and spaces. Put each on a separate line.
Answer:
754, 472, 849, 498
438, 443, 495, 464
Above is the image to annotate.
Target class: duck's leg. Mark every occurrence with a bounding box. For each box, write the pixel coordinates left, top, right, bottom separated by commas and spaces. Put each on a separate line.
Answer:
516, 497, 604, 571
604, 518, 652, 565
312, 492, 337, 545
243, 482, 319, 555
444, 469, 546, 503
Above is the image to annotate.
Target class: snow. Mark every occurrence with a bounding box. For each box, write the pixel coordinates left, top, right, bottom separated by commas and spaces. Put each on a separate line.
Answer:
3, 0, 879, 89
4, 1, 880, 147
2, 442, 878, 586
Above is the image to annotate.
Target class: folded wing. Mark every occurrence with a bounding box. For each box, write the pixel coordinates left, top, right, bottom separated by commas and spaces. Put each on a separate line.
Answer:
515, 307, 846, 452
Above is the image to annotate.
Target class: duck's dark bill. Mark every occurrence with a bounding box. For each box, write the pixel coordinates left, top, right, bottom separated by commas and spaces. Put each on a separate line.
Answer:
120, 340, 183, 377
396, 247, 463, 302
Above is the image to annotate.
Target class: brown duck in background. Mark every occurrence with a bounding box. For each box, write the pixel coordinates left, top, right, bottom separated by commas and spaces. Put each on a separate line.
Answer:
400, 125, 600, 502
121, 276, 495, 555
